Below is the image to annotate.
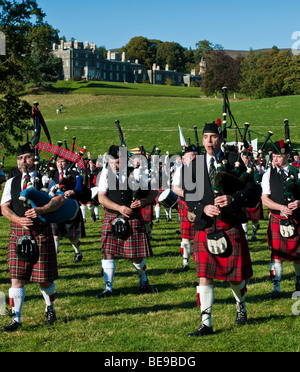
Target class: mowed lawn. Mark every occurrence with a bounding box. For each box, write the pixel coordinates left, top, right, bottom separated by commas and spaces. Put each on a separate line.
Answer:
0, 84, 300, 352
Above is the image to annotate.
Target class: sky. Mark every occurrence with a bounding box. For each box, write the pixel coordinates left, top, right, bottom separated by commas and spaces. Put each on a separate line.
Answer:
37, 0, 300, 51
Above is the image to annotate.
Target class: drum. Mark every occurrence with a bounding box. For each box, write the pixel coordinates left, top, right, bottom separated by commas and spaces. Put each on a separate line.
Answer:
158, 189, 178, 209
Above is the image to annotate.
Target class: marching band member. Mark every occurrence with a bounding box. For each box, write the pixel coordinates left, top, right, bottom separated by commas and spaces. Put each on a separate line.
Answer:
95, 145, 157, 298
241, 150, 264, 242
0, 143, 65, 332
51, 156, 85, 263
172, 145, 197, 272
184, 122, 260, 337
261, 140, 300, 299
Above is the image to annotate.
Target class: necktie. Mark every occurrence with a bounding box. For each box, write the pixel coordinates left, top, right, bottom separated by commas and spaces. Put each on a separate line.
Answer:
209, 157, 216, 183
59, 171, 64, 182
22, 175, 28, 190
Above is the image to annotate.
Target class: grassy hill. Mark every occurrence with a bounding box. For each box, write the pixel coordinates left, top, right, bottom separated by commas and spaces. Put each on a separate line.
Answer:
0, 82, 300, 352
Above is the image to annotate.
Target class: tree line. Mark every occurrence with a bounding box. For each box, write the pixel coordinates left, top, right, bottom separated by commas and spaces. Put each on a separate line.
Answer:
122, 37, 300, 98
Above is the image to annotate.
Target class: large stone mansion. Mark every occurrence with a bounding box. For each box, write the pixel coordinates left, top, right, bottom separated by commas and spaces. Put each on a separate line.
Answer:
52, 40, 203, 87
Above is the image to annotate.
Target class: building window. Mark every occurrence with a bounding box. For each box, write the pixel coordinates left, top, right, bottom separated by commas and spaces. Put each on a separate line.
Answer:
110, 72, 113, 80
116, 73, 120, 81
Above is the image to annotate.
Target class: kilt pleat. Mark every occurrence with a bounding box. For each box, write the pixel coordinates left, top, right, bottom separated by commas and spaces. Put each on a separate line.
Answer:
51, 209, 85, 240
7, 221, 58, 283
243, 200, 264, 221
268, 214, 300, 261
141, 203, 154, 223
101, 210, 152, 258
193, 219, 253, 282
178, 199, 195, 240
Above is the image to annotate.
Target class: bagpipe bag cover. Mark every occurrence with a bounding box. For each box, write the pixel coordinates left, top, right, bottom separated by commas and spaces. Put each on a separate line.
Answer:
20, 188, 79, 224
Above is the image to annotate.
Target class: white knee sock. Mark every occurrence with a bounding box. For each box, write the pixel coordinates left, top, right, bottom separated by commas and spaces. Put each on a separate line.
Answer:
198, 285, 214, 327
230, 281, 247, 312
80, 205, 86, 220
102, 259, 116, 292
69, 239, 81, 254
270, 262, 283, 292
132, 259, 147, 282
9, 287, 25, 324
155, 205, 160, 220
242, 223, 248, 238
40, 282, 55, 311
182, 239, 191, 267
53, 236, 60, 254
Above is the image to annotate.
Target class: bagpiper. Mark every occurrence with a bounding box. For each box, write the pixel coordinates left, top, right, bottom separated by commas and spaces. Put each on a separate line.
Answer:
261, 140, 300, 299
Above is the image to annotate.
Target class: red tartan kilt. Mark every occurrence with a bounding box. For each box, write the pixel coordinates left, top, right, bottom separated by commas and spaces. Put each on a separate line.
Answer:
51, 210, 85, 239
243, 200, 264, 221
268, 214, 300, 261
141, 203, 153, 223
178, 199, 195, 240
7, 222, 58, 283
193, 219, 253, 281
101, 210, 152, 258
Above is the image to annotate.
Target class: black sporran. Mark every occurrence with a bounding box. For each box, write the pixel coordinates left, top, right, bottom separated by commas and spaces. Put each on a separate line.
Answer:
16, 235, 39, 264
111, 217, 131, 240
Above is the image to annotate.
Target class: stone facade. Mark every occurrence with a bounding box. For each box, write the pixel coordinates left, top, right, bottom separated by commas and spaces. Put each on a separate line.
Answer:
52, 40, 201, 86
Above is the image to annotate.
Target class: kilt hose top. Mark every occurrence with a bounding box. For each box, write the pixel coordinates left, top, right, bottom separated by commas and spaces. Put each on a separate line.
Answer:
268, 213, 300, 262
8, 221, 58, 283
178, 199, 195, 240
101, 209, 152, 259
193, 218, 253, 282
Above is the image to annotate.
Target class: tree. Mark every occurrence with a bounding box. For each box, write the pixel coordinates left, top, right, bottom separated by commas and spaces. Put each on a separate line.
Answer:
156, 41, 187, 72
201, 50, 243, 95
239, 49, 261, 97
122, 36, 156, 69
282, 54, 300, 95
0, 0, 59, 152
194, 40, 214, 65
25, 23, 62, 86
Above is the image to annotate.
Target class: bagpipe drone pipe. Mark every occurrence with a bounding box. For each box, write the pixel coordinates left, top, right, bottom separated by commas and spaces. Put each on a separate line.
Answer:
18, 104, 86, 224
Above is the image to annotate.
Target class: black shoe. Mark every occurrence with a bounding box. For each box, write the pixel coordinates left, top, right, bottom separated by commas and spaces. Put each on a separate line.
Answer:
187, 323, 214, 337
268, 290, 280, 300
140, 279, 150, 294
235, 302, 248, 325
0, 319, 21, 332
95, 289, 112, 299
178, 265, 189, 273
236, 311, 247, 325
74, 253, 83, 263
45, 306, 56, 325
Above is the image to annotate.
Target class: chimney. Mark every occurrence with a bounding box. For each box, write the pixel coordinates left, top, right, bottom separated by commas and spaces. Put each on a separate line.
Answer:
122, 52, 126, 62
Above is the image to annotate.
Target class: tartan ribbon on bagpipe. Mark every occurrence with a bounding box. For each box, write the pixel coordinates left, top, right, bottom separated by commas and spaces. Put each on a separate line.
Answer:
35, 142, 86, 170
31, 106, 52, 146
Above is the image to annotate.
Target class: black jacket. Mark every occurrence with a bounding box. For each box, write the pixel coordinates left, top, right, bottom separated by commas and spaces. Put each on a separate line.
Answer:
184, 151, 261, 231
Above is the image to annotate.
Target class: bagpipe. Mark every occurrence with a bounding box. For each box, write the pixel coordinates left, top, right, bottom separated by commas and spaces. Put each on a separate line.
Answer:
19, 103, 85, 224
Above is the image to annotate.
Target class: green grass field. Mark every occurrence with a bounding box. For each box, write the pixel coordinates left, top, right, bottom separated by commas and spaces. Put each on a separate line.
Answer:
0, 82, 300, 352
